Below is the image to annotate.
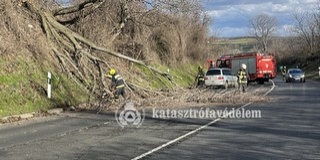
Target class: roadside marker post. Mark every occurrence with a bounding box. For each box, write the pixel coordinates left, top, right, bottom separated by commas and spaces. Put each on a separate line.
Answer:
47, 72, 51, 99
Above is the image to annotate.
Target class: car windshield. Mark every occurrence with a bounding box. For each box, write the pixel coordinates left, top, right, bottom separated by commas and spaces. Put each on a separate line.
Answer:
289, 70, 302, 74
222, 69, 232, 75
206, 70, 221, 75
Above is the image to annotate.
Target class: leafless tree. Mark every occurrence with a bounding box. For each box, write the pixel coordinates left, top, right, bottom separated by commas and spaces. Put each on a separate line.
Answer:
315, 1, 320, 53
248, 13, 277, 52
17, 0, 209, 102
291, 10, 318, 54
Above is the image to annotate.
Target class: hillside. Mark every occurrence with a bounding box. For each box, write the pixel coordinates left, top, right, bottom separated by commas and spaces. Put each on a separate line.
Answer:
0, 0, 90, 117
0, 0, 209, 118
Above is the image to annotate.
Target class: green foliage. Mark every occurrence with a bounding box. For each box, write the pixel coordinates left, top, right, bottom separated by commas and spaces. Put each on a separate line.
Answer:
169, 64, 198, 87
132, 63, 199, 90
0, 58, 89, 118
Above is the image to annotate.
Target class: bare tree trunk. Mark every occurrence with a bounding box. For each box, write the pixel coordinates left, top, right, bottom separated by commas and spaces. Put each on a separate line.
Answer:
23, 0, 174, 102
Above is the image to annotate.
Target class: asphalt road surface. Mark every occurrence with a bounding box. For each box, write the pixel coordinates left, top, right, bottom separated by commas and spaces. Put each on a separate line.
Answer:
151, 78, 320, 159
0, 78, 319, 160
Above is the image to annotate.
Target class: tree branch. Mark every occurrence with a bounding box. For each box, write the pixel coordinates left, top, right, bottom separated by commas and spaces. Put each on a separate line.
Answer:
53, 0, 102, 16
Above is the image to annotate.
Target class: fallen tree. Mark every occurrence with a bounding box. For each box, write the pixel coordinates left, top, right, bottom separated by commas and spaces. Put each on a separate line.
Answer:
22, 0, 175, 103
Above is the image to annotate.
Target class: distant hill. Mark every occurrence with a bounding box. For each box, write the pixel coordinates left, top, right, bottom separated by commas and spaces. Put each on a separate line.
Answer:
208, 37, 257, 56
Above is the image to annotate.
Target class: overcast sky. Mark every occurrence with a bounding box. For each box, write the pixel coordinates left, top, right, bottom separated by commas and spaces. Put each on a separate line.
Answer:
201, 0, 319, 37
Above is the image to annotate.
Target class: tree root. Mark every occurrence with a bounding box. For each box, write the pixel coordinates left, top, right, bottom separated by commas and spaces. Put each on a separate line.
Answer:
23, 0, 176, 103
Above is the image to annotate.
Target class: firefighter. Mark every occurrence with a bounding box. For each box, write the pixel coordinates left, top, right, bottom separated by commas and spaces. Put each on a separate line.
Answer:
237, 64, 248, 93
195, 66, 205, 88
108, 69, 126, 101
281, 66, 287, 81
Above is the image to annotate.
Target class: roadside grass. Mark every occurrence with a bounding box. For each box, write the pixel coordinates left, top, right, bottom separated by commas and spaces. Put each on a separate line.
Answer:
304, 59, 320, 80
0, 59, 47, 118
0, 58, 201, 118
169, 64, 198, 87
0, 57, 88, 118
305, 72, 320, 80
0, 58, 199, 118
132, 63, 199, 90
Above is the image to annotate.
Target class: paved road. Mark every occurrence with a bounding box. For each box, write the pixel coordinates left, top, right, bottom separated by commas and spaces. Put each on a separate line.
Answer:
0, 78, 319, 159
151, 78, 320, 159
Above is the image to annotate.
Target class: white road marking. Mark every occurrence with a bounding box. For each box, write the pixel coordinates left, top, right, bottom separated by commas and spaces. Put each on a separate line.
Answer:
263, 80, 275, 96
132, 80, 276, 160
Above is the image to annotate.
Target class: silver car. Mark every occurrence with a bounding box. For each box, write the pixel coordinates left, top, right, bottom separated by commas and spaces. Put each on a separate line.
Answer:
204, 68, 238, 89
285, 68, 306, 83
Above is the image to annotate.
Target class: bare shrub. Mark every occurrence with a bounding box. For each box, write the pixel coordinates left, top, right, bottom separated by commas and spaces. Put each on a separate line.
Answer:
66, 0, 209, 66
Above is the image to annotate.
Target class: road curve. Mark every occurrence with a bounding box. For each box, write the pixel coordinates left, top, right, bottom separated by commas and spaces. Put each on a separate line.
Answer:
150, 78, 320, 159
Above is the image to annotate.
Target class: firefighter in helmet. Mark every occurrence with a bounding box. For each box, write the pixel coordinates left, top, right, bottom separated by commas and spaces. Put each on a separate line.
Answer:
237, 63, 248, 93
281, 66, 287, 81
195, 66, 205, 88
108, 69, 126, 101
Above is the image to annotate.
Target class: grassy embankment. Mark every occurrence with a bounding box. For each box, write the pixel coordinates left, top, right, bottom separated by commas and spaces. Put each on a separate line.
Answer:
134, 63, 199, 90
303, 59, 320, 81
0, 54, 88, 118
0, 55, 199, 118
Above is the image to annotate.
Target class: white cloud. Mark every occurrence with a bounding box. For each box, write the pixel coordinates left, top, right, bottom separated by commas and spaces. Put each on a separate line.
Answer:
272, 4, 291, 13
203, 0, 319, 37
238, 4, 257, 12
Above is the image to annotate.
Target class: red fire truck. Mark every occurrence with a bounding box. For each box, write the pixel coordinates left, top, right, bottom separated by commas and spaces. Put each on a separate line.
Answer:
216, 52, 277, 84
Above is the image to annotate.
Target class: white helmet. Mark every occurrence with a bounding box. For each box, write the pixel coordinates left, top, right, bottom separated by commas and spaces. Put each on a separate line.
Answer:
241, 63, 247, 70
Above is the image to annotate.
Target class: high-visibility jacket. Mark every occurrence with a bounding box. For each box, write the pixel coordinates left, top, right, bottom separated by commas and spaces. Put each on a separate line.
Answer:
238, 69, 248, 84
281, 69, 286, 75
106, 74, 113, 79
111, 73, 125, 89
197, 70, 205, 81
